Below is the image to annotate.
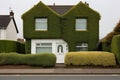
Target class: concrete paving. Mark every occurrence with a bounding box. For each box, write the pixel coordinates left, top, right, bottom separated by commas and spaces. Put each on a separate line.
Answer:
0, 64, 120, 74
0, 68, 120, 74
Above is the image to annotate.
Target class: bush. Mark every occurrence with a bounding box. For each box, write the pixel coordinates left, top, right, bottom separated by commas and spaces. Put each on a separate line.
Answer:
101, 41, 111, 52
0, 40, 25, 54
111, 35, 120, 64
65, 51, 116, 66
0, 53, 56, 67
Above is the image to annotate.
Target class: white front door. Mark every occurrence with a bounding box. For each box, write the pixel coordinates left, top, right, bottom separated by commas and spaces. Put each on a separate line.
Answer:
56, 43, 68, 63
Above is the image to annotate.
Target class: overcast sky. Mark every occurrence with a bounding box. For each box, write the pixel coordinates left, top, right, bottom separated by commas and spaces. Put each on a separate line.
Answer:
0, 0, 120, 39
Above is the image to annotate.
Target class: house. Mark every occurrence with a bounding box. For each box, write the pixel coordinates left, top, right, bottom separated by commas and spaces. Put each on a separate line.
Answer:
0, 10, 18, 41
22, 1, 100, 63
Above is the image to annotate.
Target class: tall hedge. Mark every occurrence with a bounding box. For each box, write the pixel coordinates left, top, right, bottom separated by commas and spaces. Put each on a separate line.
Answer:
111, 35, 120, 64
0, 40, 25, 53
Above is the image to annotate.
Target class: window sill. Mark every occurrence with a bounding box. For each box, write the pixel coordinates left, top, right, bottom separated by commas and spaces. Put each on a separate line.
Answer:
76, 30, 88, 31
35, 30, 48, 31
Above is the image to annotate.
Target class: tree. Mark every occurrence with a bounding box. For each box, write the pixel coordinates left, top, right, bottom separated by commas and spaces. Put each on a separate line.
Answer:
98, 20, 120, 51
103, 21, 120, 43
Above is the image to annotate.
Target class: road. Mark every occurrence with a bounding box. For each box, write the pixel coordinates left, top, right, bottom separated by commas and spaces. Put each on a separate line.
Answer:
0, 75, 120, 80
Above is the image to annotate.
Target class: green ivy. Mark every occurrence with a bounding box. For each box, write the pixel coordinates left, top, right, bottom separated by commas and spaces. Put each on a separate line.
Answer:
111, 35, 120, 64
22, 1, 100, 52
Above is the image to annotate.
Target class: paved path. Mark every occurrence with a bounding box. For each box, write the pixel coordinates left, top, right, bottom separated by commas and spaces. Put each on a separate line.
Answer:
0, 68, 120, 74
0, 64, 120, 74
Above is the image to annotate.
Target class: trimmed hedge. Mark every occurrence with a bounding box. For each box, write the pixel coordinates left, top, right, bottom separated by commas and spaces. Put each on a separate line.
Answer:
111, 35, 120, 64
0, 53, 56, 67
65, 51, 116, 66
101, 41, 111, 52
0, 40, 25, 53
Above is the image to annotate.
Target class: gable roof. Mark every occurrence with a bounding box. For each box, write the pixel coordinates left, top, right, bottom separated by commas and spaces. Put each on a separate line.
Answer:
48, 5, 73, 15
0, 15, 11, 28
22, 1, 100, 18
62, 1, 100, 18
22, 1, 60, 18
0, 15, 18, 33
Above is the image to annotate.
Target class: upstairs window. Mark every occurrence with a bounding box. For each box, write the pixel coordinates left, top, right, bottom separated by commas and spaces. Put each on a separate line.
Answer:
76, 42, 88, 51
75, 18, 87, 31
35, 18, 47, 30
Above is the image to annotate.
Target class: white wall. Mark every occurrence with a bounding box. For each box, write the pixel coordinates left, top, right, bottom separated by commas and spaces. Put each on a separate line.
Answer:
31, 39, 68, 63
6, 19, 18, 41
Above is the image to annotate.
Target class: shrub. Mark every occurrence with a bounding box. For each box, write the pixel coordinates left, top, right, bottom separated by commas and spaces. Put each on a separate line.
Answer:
0, 40, 25, 54
99, 21, 120, 52
111, 35, 120, 64
24, 53, 56, 67
101, 41, 111, 52
0, 53, 56, 67
65, 51, 116, 66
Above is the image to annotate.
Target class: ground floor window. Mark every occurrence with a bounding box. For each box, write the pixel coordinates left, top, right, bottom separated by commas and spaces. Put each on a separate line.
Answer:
36, 43, 52, 53
76, 42, 88, 51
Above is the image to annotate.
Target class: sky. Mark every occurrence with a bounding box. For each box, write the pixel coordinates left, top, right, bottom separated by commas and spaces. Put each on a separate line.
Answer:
0, 0, 120, 39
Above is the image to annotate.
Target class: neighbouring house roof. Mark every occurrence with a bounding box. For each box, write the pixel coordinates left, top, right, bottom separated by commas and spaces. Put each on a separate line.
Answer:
0, 15, 11, 28
48, 5, 73, 15
0, 15, 18, 33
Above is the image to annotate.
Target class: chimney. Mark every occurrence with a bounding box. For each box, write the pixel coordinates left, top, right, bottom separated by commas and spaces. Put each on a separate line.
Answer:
85, 2, 89, 6
10, 10, 14, 17
53, 3, 55, 6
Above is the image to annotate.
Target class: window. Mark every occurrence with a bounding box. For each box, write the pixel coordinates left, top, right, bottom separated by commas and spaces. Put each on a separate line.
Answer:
35, 18, 47, 30
36, 43, 52, 53
76, 43, 88, 51
0, 28, 5, 39
75, 18, 87, 30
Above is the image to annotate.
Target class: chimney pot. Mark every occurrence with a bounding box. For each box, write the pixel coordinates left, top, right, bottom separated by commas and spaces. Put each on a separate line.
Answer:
53, 3, 55, 6
10, 10, 14, 17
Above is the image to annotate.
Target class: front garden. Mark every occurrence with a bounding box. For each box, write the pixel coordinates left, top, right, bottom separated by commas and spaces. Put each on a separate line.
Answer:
0, 21, 120, 68
0, 36, 120, 68
0, 51, 119, 68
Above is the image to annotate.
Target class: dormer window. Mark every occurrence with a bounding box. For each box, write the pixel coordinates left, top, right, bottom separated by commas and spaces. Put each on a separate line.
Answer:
75, 18, 87, 31
35, 18, 48, 31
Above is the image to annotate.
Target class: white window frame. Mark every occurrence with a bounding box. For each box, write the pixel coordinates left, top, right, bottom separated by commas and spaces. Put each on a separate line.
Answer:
35, 18, 48, 31
36, 43, 52, 53
75, 18, 87, 31
76, 43, 88, 51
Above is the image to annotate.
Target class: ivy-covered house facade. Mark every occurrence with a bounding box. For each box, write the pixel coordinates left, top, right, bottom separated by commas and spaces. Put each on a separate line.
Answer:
22, 1, 100, 63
